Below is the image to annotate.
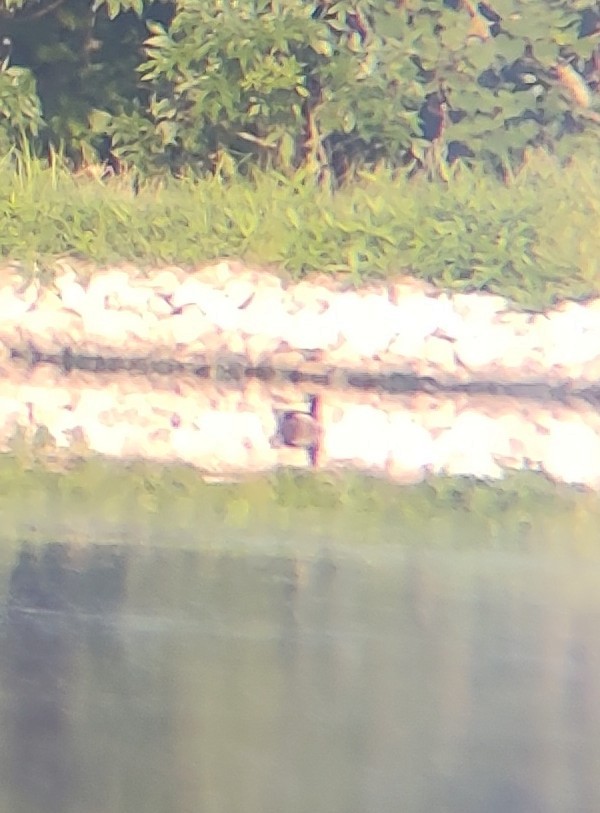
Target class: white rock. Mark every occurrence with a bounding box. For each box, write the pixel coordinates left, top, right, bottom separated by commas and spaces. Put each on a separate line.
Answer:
106, 284, 152, 313
290, 282, 334, 310
541, 420, 600, 488
81, 308, 144, 346
239, 288, 289, 338
57, 279, 88, 316
454, 325, 514, 370
282, 308, 339, 350
328, 292, 397, 357
0, 395, 28, 428
147, 294, 173, 317
391, 293, 456, 340
87, 270, 131, 306
173, 280, 240, 330
169, 308, 213, 345
144, 269, 183, 296
19, 309, 81, 353
322, 404, 390, 468
83, 422, 130, 457
432, 410, 508, 479
452, 291, 508, 321
222, 276, 255, 308
0, 285, 35, 322
245, 334, 281, 365
198, 260, 234, 287
388, 413, 435, 470
386, 333, 427, 359
420, 335, 457, 374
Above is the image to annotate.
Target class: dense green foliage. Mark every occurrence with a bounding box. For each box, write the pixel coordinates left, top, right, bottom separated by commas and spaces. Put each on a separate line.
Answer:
0, 0, 598, 176
4, 148, 599, 309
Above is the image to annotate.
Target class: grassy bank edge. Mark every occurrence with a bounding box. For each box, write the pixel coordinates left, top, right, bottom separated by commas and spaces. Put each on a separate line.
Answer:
0, 447, 599, 553
3, 147, 599, 311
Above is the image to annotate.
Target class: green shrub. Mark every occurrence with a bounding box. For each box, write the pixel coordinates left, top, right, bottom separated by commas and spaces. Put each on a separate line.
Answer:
0, 0, 598, 176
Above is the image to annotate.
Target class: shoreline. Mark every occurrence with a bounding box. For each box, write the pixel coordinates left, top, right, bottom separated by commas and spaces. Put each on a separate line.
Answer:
3, 362, 600, 489
1, 258, 599, 391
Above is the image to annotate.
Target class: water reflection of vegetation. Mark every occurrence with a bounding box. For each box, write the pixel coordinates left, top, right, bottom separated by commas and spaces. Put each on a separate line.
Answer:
0, 453, 599, 553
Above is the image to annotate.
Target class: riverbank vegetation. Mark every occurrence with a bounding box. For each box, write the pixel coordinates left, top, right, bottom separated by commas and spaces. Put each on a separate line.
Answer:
1, 450, 600, 551
0, 0, 598, 308
3, 147, 600, 310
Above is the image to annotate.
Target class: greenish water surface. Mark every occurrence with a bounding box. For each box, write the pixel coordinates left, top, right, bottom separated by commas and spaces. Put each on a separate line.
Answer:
1, 457, 600, 813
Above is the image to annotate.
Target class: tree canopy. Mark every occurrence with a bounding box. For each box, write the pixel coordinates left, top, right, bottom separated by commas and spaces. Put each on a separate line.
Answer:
0, 0, 598, 178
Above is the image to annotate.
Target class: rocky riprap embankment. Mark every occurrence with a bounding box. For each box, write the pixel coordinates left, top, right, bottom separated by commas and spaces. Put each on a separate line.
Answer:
3, 363, 600, 489
2, 258, 600, 391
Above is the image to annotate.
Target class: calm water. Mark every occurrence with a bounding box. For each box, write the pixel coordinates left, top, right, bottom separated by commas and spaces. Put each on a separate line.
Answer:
1, 537, 600, 813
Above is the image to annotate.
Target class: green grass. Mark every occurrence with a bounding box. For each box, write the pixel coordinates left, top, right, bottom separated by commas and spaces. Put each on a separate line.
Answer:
2, 146, 600, 310
0, 449, 599, 554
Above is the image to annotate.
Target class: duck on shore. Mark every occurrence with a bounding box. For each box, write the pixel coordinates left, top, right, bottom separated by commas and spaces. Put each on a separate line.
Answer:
272, 396, 321, 465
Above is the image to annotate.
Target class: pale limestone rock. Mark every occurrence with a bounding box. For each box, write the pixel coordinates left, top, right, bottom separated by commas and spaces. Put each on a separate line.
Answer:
150, 319, 180, 349
245, 333, 281, 365
415, 395, 458, 432
140, 310, 160, 335
239, 378, 274, 415
143, 269, 183, 296
83, 422, 130, 457
81, 308, 144, 347
221, 332, 246, 355
388, 412, 435, 471
385, 461, 427, 484
0, 285, 34, 323
239, 288, 289, 338
57, 279, 88, 316
172, 279, 240, 330
583, 298, 600, 316
146, 294, 172, 318
432, 410, 508, 479
20, 280, 40, 309
454, 325, 514, 370
530, 311, 599, 368
53, 266, 78, 290
452, 291, 508, 320
290, 282, 334, 311
35, 290, 64, 312
326, 338, 366, 366
421, 335, 457, 373
175, 410, 275, 471
170, 277, 211, 309
106, 284, 152, 313
541, 420, 600, 488
198, 260, 234, 287
71, 388, 118, 420
282, 308, 339, 351
271, 349, 306, 369
391, 293, 452, 342
579, 356, 600, 384
44, 410, 82, 448
388, 276, 436, 301
274, 446, 312, 469
87, 270, 131, 307
328, 292, 397, 357
386, 333, 427, 359
19, 310, 81, 354
0, 394, 28, 427
169, 308, 212, 345
494, 312, 533, 336
501, 340, 539, 371
431, 295, 465, 339
222, 276, 255, 308
322, 404, 390, 468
